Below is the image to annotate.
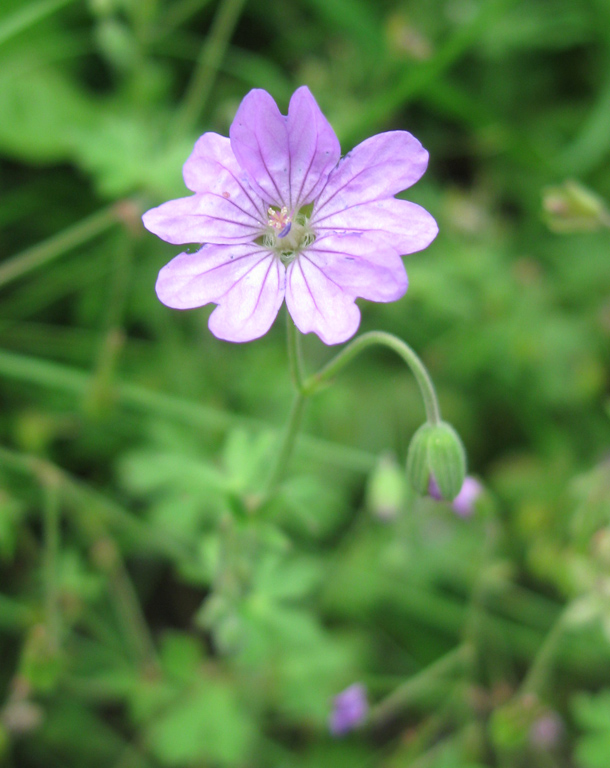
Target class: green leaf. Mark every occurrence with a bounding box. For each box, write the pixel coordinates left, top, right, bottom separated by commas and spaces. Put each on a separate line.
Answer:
0, 66, 96, 162
146, 680, 253, 766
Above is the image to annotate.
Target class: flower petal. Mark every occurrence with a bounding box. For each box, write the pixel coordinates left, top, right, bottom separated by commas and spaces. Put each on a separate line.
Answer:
142, 192, 264, 245
306, 233, 407, 302
285, 257, 361, 345
229, 86, 340, 211
314, 131, 429, 218
208, 255, 285, 342
182, 133, 267, 216
314, 198, 438, 255
285, 86, 341, 209
156, 243, 273, 309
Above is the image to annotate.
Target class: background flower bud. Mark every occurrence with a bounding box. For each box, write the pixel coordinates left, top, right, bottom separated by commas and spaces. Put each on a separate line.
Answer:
542, 179, 610, 233
366, 453, 406, 520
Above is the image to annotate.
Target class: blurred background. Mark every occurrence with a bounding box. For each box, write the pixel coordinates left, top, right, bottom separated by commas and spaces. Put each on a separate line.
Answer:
1, 0, 610, 766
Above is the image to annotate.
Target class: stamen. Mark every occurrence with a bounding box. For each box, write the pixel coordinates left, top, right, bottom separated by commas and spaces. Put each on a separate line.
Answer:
268, 206, 291, 232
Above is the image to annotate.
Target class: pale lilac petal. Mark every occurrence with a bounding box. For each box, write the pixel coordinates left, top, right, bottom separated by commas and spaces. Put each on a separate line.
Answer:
314, 198, 438, 255
182, 132, 267, 218
307, 233, 407, 302
156, 243, 273, 309
285, 86, 341, 209
142, 193, 265, 245
229, 86, 340, 211
286, 257, 361, 344
208, 256, 285, 342
315, 131, 429, 218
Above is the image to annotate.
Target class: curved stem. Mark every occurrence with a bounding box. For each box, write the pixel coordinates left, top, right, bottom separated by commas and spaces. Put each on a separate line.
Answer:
304, 331, 441, 425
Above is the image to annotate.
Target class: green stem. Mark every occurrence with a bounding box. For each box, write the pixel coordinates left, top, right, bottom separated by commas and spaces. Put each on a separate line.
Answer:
0, 204, 125, 290
369, 645, 471, 726
0, 0, 75, 48
0, 349, 377, 473
262, 390, 307, 495
286, 314, 305, 392
42, 473, 61, 652
86, 233, 133, 417
171, 0, 247, 137
304, 331, 441, 425
0, 445, 192, 563
93, 539, 159, 673
519, 607, 571, 697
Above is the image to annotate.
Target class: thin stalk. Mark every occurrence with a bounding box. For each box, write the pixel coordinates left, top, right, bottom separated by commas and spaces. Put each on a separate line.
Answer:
0, 0, 75, 48
0, 445, 192, 563
171, 0, 247, 137
519, 607, 571, 697
368, 645, 471, 727
92, 539, 159, 673
0, 349, 377, 473
262, 391, 307, 496
0, 204, 124, 289
286, 314, 305, 392
86, 233, 133, 416
42, 475, 61, 651
304, 331, 441, 425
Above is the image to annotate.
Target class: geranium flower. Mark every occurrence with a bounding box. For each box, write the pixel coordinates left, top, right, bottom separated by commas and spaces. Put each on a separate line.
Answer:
143, 87, 438, 344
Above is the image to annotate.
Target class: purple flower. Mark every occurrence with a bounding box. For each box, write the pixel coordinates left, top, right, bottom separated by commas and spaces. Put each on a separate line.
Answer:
143, 87, 438, 344
329, 683, 368, 736
429, 475, 482, 517
529, 712, 564, 750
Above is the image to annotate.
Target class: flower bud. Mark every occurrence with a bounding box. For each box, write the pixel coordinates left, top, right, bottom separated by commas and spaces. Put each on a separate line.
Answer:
406, 421, 466, 501
542, 180, 610, 233
366, 453, 405, 520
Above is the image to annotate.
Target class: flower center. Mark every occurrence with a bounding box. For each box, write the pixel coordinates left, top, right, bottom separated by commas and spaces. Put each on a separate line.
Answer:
267, 206, 291, 235
266, 206, 315, 265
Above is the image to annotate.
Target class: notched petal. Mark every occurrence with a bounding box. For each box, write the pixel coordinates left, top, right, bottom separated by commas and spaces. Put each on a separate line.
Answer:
285, 258, 361, 345
229, 87, 341, 212
314, 131, 429, 218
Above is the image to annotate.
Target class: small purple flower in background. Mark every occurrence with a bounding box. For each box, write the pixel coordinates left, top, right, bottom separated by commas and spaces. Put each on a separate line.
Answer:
143, 87, 437, 344
429, 475, 482, 517
529, 712, 564, 750
329, 683, 368, 736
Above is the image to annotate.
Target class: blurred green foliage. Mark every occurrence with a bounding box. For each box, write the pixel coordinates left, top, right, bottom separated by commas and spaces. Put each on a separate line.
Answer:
0, 0, 610, 766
